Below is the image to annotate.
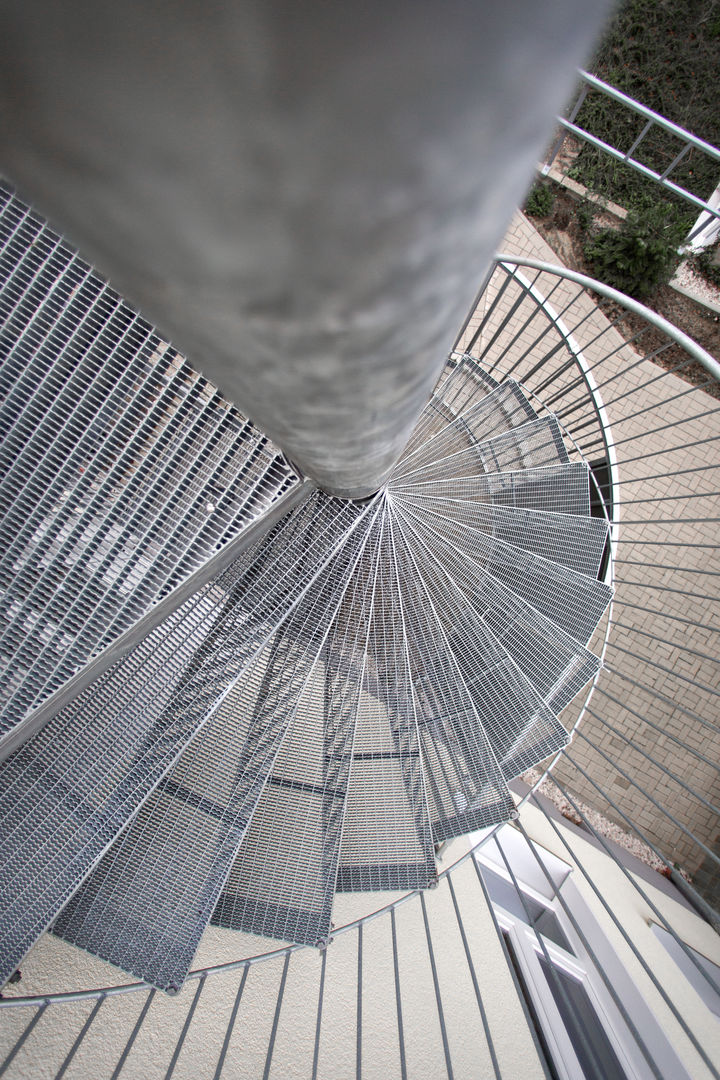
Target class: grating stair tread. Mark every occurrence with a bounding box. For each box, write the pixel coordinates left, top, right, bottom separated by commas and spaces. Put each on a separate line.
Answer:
0, 188, 613, 993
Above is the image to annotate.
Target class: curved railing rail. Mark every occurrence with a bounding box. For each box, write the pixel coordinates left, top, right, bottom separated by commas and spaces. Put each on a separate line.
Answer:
542, 70, 720, 245
2, 259, 719, 1080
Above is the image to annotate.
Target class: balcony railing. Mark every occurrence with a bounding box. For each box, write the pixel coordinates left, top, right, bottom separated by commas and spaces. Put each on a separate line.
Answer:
542, 70, 720, 246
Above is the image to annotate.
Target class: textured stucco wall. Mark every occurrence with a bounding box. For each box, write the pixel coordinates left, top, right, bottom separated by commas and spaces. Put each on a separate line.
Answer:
520, 798, 720, 1080
0, 838, 545, 1079
3, 815, 720, 1077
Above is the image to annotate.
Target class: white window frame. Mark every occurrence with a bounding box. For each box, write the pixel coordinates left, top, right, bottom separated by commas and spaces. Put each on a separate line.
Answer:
475, 827, 693, 1080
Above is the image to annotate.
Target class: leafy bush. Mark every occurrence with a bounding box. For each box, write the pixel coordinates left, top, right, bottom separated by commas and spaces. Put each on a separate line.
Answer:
575, 202, 596, 234
524, 183, 555, 218
584, 206, 687, 297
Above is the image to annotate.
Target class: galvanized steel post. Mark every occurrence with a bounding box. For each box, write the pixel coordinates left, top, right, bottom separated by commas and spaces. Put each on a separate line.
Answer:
0, 0, 610, 497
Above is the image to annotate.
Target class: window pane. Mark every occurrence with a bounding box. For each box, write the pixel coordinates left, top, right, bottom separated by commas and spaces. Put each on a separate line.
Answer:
539, 956, 628, 1080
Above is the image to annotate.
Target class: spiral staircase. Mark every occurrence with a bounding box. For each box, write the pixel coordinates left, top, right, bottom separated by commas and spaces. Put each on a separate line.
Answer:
1, 172, 720, 1078
2, 30, 720, 1069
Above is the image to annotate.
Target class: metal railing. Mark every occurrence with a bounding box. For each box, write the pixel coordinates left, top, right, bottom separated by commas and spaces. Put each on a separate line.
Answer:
2, 257, 719, 1080
542, 70, 720, 244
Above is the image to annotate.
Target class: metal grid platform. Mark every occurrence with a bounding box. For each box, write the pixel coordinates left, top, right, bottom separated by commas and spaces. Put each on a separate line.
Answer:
0, 191, 612, 990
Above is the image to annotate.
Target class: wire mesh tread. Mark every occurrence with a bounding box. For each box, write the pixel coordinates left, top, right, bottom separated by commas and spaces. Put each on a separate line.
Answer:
0, 254, 612, 991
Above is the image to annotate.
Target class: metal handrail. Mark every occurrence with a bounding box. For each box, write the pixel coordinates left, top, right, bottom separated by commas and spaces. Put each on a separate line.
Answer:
542, 70, 720, 239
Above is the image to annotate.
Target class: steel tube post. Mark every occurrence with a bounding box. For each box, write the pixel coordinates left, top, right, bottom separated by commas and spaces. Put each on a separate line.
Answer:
0, 1, 609, 497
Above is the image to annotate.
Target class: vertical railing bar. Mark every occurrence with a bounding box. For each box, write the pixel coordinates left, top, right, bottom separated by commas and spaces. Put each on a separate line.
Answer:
610, 462, 720, 486
617, 485, 720, 507
489, 274, 581, 378
492, 833, 608, 1079
659, 142, 692, 182
462, 267, 516, 356
591, 684, 720, 776
213, 966, 249, 1080
164, 975, 206, 1080
556, 348, 693, 421
452, 260, 501, 354
446, 871, 503, 1079
559, 755, 720, 992
53, 993, 106, 1080
624, 118, 655, 161
613, 516, 720, 525
482, 273, 569, 379
515, 290, 611, 385
512, 821, 665, 1080
262, 952, 291, 1080
356, 924, 362, 1080
419, 892, 454, 1080
468, 856, 554, 1080
614, 537, 720, 547
554, 413, 606, 443
531, 783, 720, 1080
506, 326, 569, 383
390, 908, 408, 1080
531, 351, 583, 397
559, 325, 670, 398
0, 1002, 48, 1078
554, 118, 720, 215
571, 70, 720, 158
613, 431, 720, 466
574, 729, 720, 869
609, 599, 720, 632
470, 279, 536, 363
606, 638, 720, 699
311, 948, 327, 1080
584, 703, 720, 816
542, 372, 596, 413
499, 298, 614, 476
110, 989, 156, 1080
608, 401, 720, 450
542, 82, 589, 174
577, 349, 694, 412
602, 661, 720, 736
531, 303, 645, 395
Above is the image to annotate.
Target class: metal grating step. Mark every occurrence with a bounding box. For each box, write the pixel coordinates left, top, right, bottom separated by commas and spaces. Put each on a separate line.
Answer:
389, 495, 608, 578
398, 353, 500, 459
395, 414, 570, 488
335, 506, 439, 893
0, 184, 298, 746
397, 497, 612, 643
394, 380, 538, 480
392, 461, 593, 515
0, 246, 613, 990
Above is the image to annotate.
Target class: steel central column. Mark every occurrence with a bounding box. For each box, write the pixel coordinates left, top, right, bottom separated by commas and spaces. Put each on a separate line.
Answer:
0, 0, 609, 497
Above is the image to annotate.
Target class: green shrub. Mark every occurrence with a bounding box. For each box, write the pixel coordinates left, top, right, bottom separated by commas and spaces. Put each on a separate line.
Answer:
584, 205, 686, 297
575, 201, 596, 234
524, 182, 555, 218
